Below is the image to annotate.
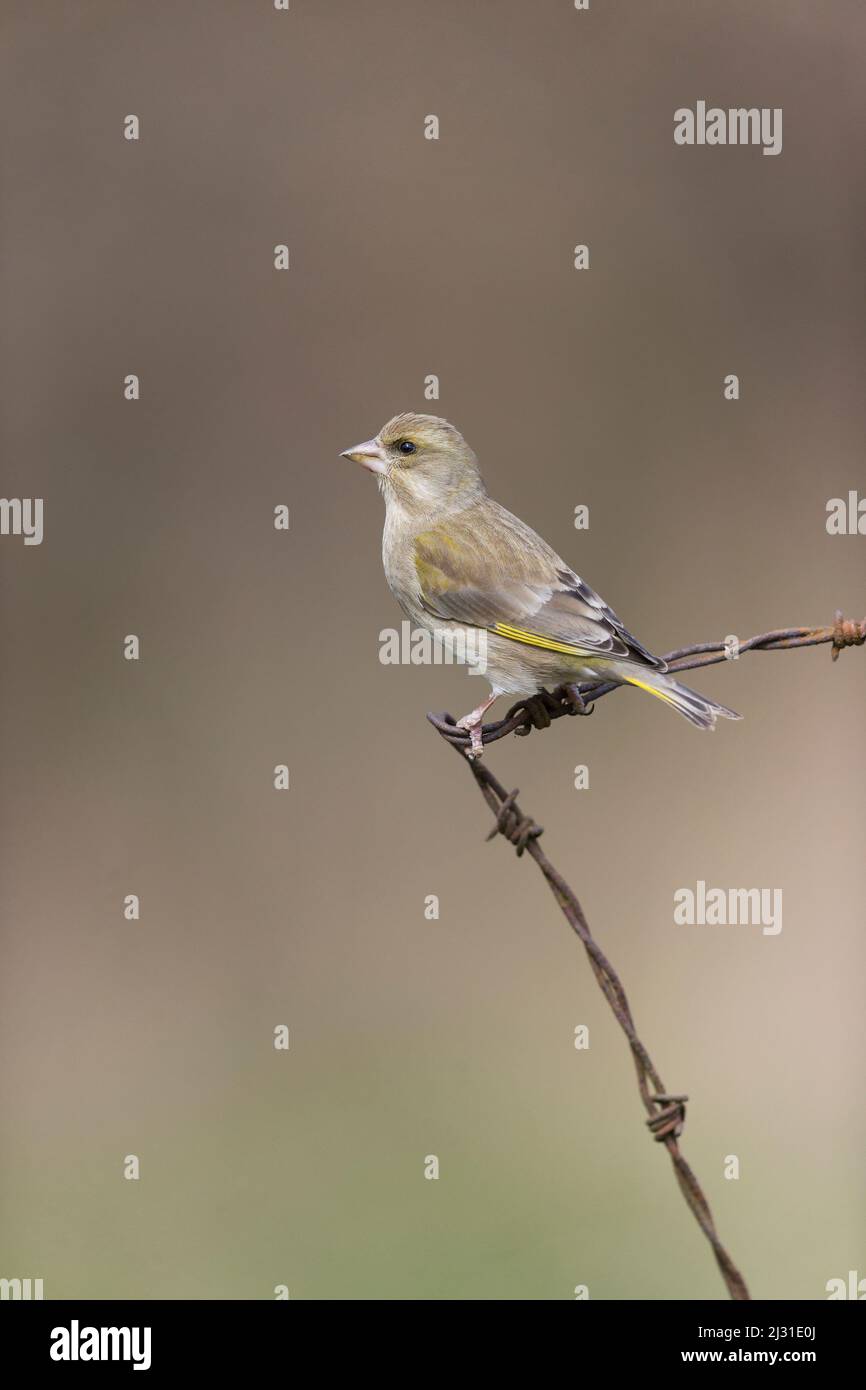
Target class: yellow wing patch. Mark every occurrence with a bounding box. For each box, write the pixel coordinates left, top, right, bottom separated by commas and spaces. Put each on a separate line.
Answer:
491, 622, 597, 658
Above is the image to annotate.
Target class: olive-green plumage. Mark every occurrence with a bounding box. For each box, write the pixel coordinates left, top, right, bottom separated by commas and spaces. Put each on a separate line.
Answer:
341, 412, 740, 755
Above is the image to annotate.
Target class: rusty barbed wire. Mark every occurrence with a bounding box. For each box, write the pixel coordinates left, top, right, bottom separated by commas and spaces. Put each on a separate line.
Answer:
427, 611, 864, 1300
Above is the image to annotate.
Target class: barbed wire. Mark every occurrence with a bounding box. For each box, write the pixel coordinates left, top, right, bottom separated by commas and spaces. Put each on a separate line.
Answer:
427, 610, 864, 1300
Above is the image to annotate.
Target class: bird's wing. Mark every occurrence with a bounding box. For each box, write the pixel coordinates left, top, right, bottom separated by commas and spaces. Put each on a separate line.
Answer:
413, 503, 665, 669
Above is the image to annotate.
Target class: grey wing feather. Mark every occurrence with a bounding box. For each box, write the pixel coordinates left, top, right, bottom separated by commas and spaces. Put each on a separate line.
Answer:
551, 568, 667, 670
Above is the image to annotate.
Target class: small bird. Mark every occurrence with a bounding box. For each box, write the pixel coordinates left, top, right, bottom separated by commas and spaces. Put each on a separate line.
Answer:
341, 413, 740, 756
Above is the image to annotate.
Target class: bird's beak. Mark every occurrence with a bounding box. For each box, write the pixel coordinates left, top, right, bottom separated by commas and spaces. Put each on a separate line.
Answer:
340, 437, 388, 475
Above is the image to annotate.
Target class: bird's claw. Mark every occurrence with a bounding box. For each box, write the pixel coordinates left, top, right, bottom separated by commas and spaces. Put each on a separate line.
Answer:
462, 733, 484, 760
456, 710, 489, 758
558, 682, 594, 716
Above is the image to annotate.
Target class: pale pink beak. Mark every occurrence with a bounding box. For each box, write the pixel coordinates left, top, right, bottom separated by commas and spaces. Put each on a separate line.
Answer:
340, 437, 388, 475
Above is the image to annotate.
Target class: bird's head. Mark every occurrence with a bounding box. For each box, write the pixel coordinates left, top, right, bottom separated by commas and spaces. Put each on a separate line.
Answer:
341, 413, 485, 513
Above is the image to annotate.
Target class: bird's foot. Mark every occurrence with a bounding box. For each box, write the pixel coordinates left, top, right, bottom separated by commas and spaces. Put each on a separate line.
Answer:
456, 716, 485, 759
558, 682, 595, 716
456, 694, 499, 758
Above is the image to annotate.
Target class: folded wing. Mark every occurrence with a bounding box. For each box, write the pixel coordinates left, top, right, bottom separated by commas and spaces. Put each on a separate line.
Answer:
413, 502, 665, 670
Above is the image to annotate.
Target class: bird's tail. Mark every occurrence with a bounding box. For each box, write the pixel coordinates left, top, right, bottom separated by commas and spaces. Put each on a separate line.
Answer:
619, 666, 741, 730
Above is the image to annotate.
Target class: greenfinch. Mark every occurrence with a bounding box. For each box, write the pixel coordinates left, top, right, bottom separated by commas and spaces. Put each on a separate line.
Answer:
342, 412, 740, 756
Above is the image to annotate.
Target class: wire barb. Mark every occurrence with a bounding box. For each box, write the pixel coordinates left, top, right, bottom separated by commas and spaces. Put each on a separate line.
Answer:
647, 1095, 688, 1142
484, 787, 543, 855
831, 609, 866, 662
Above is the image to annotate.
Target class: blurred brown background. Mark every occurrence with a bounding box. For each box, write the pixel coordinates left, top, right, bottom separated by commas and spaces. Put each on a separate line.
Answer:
1, 0, 863, 1300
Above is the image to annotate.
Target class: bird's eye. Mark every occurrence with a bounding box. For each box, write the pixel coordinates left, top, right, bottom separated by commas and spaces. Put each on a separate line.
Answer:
397, 440, 416, 455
